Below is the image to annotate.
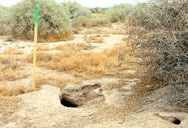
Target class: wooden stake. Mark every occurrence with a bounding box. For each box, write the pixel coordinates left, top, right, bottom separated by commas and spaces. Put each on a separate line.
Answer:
32, 5, 39, 91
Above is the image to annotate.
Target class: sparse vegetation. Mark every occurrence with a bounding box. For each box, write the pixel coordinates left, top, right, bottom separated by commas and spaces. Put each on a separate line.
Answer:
84, 27, 126, 35
0, 1, 132, 42
0, 0, 187, 126
0, 55, 28, 81
26, 43, 134, 78
36, 75, 72, 88
3, 47, 24, 55
0, 85, 31, 97
37, 45, 51, 51
84, 34, 104, 43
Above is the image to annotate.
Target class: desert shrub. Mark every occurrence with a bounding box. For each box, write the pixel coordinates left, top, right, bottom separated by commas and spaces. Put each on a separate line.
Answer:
92, 17, 110, 27
6, 0, 72, 42
0, 6, 5, 34
0, 6, 9, 35
126, 0, 188, 105
62, 1, 92, 28
72, 15, 92, 28
105, 4, 135, 23
90, 7, 106, 13
128, 3, 149, 25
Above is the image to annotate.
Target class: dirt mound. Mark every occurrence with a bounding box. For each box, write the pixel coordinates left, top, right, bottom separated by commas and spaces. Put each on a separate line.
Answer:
60, 83, 104, 107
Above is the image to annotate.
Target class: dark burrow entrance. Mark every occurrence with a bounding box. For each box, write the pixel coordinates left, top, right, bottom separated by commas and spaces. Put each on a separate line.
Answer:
60, 97, 79, 108
172, 118, 181, 125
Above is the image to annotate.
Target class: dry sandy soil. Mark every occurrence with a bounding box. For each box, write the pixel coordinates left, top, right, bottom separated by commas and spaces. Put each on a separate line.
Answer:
0, 23, 188, 128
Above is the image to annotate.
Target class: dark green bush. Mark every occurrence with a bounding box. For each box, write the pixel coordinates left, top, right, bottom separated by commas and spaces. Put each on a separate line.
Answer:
7, 0, 72, 42
127, 0, 188, 105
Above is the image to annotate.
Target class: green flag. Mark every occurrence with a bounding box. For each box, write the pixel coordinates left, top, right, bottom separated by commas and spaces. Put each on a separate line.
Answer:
35, 5, 39, 29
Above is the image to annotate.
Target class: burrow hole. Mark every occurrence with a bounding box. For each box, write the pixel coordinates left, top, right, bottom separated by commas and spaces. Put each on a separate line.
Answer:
60, 97, 79, 108
172, 118, 181, 125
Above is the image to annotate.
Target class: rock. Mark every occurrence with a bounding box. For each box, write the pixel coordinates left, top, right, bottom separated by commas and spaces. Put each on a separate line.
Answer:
60, 83, 104, 107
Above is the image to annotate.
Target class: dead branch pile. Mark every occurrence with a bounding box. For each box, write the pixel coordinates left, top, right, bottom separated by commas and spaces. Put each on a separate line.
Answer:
127, 0, 188, 105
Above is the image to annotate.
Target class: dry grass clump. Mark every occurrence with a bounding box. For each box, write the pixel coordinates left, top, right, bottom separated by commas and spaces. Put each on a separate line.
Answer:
0, 67, 27, 81
0, 85, 31, 97
84, 34, 91, 46
77, 43, 88, 48
0, 84, 31, 120
84, 34, 104, 43
122, 36, 128, 41
3, 47, 24, 55
40, 33, 74, 43
37, 45, 51, 51
57, 42, 89, 50
26, 43, 134, 78
0, 66, 28, 81
0, 55, 28, 81
0, 55, 13, 64
56, 43, 90, 51
56, 43, 81, 51
0, 96, 20, 121
36, 75, 72, 88
84, 28, 126, 35
111, 29, 126, 35
84, 28, 99, 34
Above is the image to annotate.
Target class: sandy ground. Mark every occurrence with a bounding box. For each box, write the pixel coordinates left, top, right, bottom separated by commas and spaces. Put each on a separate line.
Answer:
0, 23, 188, 128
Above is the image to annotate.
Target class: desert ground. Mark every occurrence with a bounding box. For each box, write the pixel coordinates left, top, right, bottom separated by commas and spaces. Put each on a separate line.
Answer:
0, 23, 188, 128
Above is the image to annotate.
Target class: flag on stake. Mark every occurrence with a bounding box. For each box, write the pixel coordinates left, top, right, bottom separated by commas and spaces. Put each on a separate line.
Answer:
32, 5, 39, 91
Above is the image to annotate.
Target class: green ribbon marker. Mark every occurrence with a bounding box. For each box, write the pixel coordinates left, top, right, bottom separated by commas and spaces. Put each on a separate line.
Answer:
35, 5, 39, 29
32, 5, 39, 91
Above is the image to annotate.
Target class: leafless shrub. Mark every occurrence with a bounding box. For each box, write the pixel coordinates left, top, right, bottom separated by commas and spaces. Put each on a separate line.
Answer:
126, 0, 188, 105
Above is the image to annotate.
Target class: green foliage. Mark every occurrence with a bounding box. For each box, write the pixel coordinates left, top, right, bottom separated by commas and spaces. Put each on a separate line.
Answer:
7, 0, 72, 42
62, 1, 92, 28
105, 4, 135, 23
0, 6, 9, 35
92, 17, 110, 27
128, 3, 151, 26
90, 7, 106, 13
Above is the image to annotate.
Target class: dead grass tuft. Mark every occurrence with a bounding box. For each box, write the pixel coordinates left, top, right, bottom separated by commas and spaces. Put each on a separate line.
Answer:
26, 43, 136, 79
84, 28, 126, 35
84, 34, 104, 44
37, 45, 51, 51
0, 85, 32, 97
0, 55, 28, 81
0, 84, 32, 120
36, 75, 73, 88
56, 43, 81, 51
3, 47, 24, 55
0, 96, 20, 121
122, 36, 127, 41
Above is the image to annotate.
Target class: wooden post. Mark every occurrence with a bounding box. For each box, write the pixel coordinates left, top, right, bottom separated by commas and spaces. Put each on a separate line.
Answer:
32, 5, 39, 91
